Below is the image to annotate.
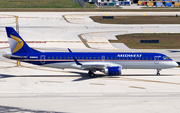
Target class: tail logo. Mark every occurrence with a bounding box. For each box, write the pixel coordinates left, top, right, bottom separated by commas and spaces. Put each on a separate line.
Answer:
10, 35, 24, 53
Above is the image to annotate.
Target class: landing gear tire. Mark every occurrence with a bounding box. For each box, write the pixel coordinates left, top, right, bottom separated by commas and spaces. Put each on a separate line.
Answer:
88, 70, 95, 78
156, 69, 161, 76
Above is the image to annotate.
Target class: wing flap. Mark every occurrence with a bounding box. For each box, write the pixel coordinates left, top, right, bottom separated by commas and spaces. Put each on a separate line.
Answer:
77, 62, 122, 70
81, 64, 105, 70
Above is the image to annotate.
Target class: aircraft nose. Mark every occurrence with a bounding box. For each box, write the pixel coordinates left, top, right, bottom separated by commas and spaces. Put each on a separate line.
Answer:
172, 61, 179, 67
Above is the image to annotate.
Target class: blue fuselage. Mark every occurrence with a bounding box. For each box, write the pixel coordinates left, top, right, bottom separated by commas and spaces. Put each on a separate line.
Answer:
11, 52, 178, 70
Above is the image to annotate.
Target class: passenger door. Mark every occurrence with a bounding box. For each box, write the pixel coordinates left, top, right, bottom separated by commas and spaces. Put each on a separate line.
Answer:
40, 55, 46, 64
154, 56, 159, 64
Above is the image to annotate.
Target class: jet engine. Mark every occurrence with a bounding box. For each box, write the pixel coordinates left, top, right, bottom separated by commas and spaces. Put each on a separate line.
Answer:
104, 66, 121, 76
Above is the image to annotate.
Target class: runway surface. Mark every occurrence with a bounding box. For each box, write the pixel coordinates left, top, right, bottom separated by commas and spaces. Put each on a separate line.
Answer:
0, 12, 180, 113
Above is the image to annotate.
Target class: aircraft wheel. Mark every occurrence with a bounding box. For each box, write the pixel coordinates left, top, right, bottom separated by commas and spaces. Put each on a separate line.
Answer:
88, 70, 95, 78
156, 69, 161, 76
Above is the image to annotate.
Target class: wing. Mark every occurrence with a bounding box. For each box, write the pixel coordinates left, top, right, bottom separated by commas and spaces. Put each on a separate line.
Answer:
68, 48, 122, 71
71, 61, 122, 70
81, 63, 106, 70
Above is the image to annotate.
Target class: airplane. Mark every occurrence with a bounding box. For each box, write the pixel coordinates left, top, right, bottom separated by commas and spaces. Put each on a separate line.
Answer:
3, 27, 179, 78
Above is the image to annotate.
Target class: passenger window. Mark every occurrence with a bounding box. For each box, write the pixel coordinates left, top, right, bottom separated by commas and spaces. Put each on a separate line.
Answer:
138, 57, 141, 60
130, 57, 132, 60
98, 57, 100, 59
64, 57, 66, 59
134, 57, 137, 60
146, 57, 148, 60
82, 57, 84, 59
142, 57, 144, 60
52, 57, 54, 59
56, 57, 58, 59
150, 57, 152, 60
127, 57, 129, 60
94, 57, 96, 59
48, 57, 50, 59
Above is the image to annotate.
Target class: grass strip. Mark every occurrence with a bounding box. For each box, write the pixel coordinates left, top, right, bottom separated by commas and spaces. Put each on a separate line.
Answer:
90, 16, 180, 24
0, 0, 82, 8
109, 33, 180, 49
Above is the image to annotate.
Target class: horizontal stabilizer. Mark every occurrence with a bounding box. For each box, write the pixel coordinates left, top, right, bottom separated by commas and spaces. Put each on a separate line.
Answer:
3, 54, 27, 59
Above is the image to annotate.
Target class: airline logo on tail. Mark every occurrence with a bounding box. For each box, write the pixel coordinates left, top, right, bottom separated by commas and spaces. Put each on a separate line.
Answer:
6, 27, 41, 55
9, 35, 24, 53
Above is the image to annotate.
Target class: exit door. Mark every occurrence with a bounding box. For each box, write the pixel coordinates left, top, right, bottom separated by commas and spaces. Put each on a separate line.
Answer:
40, 55, 46, 64
154, 56, 159, 64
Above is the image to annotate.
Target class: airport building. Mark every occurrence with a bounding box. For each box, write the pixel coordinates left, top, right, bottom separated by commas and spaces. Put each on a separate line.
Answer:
87, 0, 180, 6
87, 0, 133, 6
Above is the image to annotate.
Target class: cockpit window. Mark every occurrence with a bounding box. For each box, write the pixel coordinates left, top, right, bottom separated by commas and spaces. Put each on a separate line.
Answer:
163, 56, 171, 60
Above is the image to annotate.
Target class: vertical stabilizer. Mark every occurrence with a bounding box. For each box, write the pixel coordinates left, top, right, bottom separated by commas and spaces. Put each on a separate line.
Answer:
5, 27, 40, 55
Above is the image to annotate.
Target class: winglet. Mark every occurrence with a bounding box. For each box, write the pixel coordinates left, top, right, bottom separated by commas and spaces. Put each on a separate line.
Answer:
73, 57, 82, 65
68, 48, 72, 53
68, 48, 82, 65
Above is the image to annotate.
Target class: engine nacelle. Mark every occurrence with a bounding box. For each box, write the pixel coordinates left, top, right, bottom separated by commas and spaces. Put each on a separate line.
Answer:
104, 66, 121, 76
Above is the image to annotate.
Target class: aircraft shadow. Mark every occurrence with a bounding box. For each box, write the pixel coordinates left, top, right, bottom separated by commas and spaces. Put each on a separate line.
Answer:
0, 71, 104, 81
0, 72, 172, 81
0, 74, 81, 78
68, 71, 104, 81
119, 74, 172, 76
0, 105, 65, 113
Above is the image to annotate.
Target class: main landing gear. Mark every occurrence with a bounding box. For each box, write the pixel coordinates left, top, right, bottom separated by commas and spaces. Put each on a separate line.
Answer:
156, 69, 161, 75
88, 70, 95, 78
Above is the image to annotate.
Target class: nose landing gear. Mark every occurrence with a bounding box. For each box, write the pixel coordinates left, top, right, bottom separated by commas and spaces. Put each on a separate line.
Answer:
156, 69, 161, 75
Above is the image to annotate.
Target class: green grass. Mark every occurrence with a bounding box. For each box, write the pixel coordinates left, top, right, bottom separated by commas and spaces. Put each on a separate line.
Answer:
109, 33, 180, 49
0, 0, 82, 8
90, 16, 180, 24
85, 2, 96, 8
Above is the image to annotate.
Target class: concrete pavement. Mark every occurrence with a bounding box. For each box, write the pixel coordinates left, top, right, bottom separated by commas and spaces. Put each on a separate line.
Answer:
0, 12, 180, 113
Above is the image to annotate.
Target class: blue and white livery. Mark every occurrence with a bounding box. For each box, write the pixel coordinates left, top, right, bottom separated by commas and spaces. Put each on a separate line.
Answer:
3, 27, 179, 77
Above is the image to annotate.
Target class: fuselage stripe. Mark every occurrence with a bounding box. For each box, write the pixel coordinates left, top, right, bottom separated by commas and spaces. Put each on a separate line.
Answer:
22, 59, 172, 62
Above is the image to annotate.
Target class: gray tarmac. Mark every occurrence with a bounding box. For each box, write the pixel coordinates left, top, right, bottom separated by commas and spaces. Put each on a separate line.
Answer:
0, 12, 180, 113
